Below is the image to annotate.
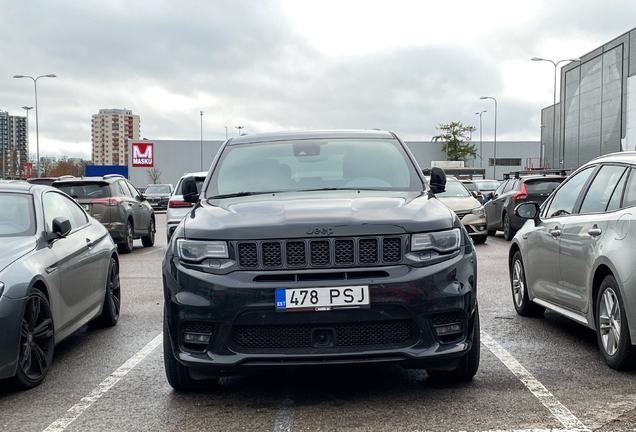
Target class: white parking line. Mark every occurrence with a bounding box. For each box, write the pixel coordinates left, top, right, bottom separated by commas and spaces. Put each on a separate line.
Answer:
42, 333, 162, 432
272, 388, 294, 432
481, 331, 589, 431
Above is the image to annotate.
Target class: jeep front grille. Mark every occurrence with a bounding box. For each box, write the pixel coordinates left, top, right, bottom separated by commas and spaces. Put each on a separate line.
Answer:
235, 236, 404, 269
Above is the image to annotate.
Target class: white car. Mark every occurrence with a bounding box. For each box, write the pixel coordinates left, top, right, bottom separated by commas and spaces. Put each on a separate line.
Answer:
166, 171, 207, 241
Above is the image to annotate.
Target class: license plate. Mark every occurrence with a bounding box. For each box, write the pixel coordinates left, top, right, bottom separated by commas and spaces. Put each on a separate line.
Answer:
276, 286, 369, 311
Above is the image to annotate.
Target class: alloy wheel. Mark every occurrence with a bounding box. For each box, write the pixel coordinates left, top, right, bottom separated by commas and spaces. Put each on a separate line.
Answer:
126, 222, 133, 250
19, 292, 54, 382
108, 261, 121, 321
512, 259, 525, 308
599, 287, 621, 356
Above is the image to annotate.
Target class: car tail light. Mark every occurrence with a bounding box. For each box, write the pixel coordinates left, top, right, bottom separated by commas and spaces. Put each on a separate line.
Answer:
91, 197, 122, 206
512, 184, 528, 201
169, 200, 194, 208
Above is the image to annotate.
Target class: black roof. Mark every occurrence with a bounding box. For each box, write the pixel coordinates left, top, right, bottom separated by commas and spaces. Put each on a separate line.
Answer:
227, 129, 396, 146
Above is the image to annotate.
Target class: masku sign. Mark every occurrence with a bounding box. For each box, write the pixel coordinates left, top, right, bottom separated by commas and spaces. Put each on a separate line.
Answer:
132, 143, 153, 167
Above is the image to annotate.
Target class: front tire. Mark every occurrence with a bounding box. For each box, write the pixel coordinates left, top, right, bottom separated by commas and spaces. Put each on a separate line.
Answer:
596, 276, 636, 370
427, 306, 480, 381
141, 218, 155, 247
11, 289, 55, 389
163, 309, 219, 391
510, 251, 545, 317
472, 235, 487, 244
92, 258, 121, 328
118, 220, 134, 254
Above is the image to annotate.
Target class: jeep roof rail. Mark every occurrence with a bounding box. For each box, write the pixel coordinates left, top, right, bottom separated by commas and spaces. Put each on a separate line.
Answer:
102, 174, 125, 180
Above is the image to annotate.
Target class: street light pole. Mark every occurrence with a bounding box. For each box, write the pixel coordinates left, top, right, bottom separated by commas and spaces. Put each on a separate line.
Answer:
13, 74, 56, 178
480, 97, 497, 179
224, 126, 228, 140
531, 57, 580, 168
475, 110, 486, 168
200, 111, 203, 171
235, 125, 244, 136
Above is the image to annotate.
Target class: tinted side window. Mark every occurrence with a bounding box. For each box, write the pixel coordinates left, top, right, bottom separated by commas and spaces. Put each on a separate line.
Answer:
118, 181, 133, 198
126, 182, 141, 200
494, 181, 507, 196
544, 167, 594, 218
579, 165, 627, 214
606, 168, 628, 212
503, 180, 518, 194
43, 191, 88, 231
622, 169, 636, 208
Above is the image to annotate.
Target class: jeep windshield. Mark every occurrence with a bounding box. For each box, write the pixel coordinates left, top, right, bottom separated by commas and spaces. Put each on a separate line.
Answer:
206, 138, 424, 197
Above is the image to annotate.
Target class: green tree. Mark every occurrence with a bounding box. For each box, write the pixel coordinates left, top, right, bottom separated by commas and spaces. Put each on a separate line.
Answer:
432, 121, 477, 162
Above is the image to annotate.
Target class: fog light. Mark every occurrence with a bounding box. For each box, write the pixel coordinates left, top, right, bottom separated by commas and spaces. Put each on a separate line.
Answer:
183, 332, 211, 344
435, 323, 463, 336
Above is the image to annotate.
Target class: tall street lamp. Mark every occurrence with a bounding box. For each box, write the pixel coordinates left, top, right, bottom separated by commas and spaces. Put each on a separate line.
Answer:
22, 106, 33, 179
475, 110, 487, 168
200, 111, 203, 171
235, 125, 244, 136
480, 96, 497, 179
531, 57, 580, 167
13, 74, 57, 178
224, 126, 228, 140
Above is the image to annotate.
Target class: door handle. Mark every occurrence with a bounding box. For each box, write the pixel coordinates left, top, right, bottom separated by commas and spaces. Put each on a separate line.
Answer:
550, 228, 562, 237
588, 227, 602, 237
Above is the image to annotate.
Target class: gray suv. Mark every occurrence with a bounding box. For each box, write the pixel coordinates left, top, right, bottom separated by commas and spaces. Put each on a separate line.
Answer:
52, 174, 155, 253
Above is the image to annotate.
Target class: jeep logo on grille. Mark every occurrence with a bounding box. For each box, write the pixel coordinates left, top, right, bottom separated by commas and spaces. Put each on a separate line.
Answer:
306, 227, 334, 235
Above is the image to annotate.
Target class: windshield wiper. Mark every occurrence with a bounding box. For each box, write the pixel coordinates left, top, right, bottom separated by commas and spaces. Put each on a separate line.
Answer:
208, 191, 283, 199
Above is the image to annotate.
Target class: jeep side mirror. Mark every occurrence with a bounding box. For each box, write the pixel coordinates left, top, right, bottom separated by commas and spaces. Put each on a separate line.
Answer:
429, 167, 446, 194
182, 176, 199, 203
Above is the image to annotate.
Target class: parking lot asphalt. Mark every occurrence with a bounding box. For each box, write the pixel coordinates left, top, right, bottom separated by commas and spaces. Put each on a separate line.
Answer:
1, 213, 635, 432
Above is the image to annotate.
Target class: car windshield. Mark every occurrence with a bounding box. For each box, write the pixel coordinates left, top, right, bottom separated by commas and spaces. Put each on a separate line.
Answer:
462, 182, 477, 192
54, 182, 111, 199
474, 180, 500, 190
206, 138, 423, 196
436, 180, 471, 198
146, 185, 172, 194
0, 193, 36, 236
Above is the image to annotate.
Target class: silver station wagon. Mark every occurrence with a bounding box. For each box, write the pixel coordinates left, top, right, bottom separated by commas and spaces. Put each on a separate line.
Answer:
509, 152, 636, 369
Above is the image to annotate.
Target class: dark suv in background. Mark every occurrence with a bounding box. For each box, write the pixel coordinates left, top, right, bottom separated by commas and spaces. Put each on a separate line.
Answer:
52, 174, 155, 253
484, 170, 566, 240
163, 129, 480, 391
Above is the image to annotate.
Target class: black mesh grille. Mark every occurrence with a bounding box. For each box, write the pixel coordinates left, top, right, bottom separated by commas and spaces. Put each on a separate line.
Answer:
335, 239, 354, 265
359, 238, 378, 264
183, 322, 214, 334
236, 236, 403, 269
232, 319, 415, 350
382, 237, 402, 263
286, 241, 306, 267
238, 243, 258, 268
431, 313, 463, 326
310, 240, 330, 266
262, 242, 282, 267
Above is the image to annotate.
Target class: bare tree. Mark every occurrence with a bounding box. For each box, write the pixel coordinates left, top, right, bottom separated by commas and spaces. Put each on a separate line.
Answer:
147, 167, 162, 184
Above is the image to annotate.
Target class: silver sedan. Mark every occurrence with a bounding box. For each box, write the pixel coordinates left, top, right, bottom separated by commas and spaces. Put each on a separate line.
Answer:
0, 181, 120, 389
509, 152, 636, 369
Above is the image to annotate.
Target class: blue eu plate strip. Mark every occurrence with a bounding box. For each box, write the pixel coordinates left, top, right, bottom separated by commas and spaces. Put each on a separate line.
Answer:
275, 289, 286, 309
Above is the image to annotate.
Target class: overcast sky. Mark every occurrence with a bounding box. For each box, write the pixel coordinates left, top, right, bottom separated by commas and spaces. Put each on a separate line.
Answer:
2, 0, 635, 161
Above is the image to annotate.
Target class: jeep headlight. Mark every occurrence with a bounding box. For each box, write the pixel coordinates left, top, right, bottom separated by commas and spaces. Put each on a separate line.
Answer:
411, 229, 461, 253
177, 239, 229, 262
471, 206, 486, 217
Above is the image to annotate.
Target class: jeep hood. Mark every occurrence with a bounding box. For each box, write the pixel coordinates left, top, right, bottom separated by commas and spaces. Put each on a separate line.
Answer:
182, 190, 454, 239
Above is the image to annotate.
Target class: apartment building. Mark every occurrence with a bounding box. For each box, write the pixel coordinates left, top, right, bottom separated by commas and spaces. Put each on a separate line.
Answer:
91, 109, 140, 165
0, 110, 28, 178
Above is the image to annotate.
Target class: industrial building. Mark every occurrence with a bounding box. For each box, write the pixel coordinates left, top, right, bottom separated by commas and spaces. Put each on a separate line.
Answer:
541, 27, 636, 171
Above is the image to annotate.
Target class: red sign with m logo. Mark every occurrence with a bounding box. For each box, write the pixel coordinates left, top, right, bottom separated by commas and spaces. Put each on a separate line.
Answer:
132, 143, 153, 167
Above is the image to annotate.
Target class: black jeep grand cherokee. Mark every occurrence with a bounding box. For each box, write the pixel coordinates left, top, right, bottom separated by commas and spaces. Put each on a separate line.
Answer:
162, 130, 479, 390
